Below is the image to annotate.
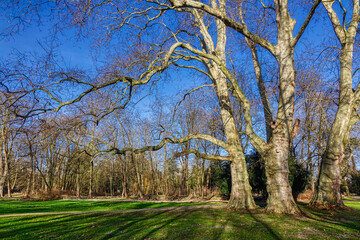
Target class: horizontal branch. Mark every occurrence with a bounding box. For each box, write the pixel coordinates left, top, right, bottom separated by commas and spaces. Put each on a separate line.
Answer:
173, 149, 231, 161
104, 134, 229, 155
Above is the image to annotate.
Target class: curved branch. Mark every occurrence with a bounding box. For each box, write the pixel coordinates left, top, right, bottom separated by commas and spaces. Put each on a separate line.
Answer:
103, 133, 229, 155
177, 42, 267, 151
168, 0, 276, 54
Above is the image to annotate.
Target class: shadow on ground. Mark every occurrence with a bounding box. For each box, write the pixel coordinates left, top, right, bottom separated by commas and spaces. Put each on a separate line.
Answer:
1, 203, 360, 239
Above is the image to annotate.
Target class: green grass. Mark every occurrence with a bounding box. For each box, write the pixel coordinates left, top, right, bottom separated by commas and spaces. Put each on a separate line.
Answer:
0, 200, 358, 239
0, 200, 212, 215
344, 200, 360, 210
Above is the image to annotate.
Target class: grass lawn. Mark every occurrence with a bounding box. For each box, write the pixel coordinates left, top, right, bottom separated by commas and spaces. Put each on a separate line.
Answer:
0, 200, 212, 215
0, 200, 359, 239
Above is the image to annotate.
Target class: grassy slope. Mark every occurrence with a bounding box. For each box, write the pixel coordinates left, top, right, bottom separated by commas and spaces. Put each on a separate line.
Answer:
0, 201, 358, 239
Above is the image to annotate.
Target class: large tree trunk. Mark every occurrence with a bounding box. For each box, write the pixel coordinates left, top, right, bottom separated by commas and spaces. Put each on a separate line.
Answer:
258, 4, 299, 213
228, 152, 256, 209
199, 3, 256, 209
311, 0, 359, 209
211, 64, 256, 209
312, 25, 356, 208
264, 130, 298, 214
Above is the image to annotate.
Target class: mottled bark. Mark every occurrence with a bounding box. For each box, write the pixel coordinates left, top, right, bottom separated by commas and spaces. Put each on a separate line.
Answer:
228, 152, 256, 209
264, 124, 299, 214
197, 0, 256, 209
312, 0, 359, 207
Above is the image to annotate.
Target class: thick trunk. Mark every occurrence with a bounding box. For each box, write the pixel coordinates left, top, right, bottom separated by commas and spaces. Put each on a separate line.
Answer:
311, 0, 359, 208
259, 13, 299, 213
312, 42, 354, 208
311, 152, 343, 206
264, 132, 299, 214
228, 153, 256, 209
212, 66, 256, 209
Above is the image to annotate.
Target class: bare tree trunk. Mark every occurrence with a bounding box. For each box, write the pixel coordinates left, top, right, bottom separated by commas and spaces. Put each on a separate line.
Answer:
31, 163, 36, 194
131, 153, 143, 198
228, 153, 256, 209
11, 168, 17, 192
257, 11, 299, 212
89, 159, 93, 198
206, 163, 211, 196
121, 156, 128, 198
6, 177, 11, 198
25, 154, 34, 198
201, 159, 205, 198
76, 170, 80, 199
121, 177, 128, 198
180, 154, 188, 196
195, 2, 256, 209
264, 133, 298, 214
163, 145, 168, 196
311, 0, 359, 209
0, 151, 9, 198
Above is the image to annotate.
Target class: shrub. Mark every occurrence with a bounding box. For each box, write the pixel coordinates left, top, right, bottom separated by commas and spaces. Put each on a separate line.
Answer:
246, 151, 267, 198
36, 190, 62, 201
349, 172, 360, 195
246, 151, 310, 200
288, 156, 310, 201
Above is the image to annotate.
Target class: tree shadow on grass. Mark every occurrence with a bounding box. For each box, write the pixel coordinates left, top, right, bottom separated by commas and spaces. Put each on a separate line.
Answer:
99, 209, 191, 239
301, 206, 360, 234
247, 210, 283, 240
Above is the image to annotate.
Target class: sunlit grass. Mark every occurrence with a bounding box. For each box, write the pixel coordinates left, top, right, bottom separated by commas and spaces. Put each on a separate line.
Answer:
345, 200, 360, 210
0, 200, 359, 239
1, 206, 359, 239
0, 200, 215, 215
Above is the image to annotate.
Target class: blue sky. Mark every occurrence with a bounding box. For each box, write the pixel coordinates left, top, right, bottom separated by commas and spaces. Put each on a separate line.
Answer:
1, 1, 359, 170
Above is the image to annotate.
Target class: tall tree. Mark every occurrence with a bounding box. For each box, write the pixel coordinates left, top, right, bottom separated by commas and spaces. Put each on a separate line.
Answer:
312, 0, 360, 207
